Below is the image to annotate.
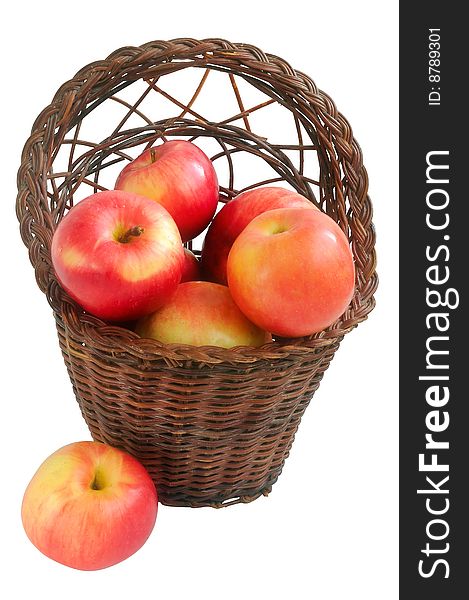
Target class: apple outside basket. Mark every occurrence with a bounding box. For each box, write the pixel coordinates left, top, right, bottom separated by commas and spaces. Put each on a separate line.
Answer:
16, 39, 377, 507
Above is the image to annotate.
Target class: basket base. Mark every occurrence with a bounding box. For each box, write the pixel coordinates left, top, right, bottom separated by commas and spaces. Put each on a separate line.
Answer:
159, 483, 275, 509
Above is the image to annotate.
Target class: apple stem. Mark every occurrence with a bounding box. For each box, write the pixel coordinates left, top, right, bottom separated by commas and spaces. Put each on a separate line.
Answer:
150, 148, 157, 163
118, 226, 145, 244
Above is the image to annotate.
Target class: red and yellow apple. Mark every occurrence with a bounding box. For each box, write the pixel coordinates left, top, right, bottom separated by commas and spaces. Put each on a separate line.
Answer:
51, 190, 184, 321
135, 281, 272, 348
115, 140, 219, 242
227, 207, 355, 337
181, 248, 202, 282
201, 186, 315, 284
21, 441, 158, 571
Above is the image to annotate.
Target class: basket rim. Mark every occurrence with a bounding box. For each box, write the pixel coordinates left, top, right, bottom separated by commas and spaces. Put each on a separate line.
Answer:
17, 37, 378, 365
53, 290, 360, 366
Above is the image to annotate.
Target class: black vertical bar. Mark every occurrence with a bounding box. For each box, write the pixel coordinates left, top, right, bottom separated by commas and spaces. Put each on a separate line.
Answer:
400, 2, 467, 597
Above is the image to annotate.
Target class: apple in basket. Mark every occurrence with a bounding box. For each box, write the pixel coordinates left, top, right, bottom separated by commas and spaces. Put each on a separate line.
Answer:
201, 186, 315, 285
136, 281, 272, 348
227, 207, 356, 337
21, 441, 158, 571
115, 140, 219, 242
51, 190, 185, 321
181, 248, 202, 282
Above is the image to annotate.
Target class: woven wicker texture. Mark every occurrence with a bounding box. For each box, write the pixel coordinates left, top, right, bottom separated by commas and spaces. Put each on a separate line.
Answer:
16, 38, 377, 507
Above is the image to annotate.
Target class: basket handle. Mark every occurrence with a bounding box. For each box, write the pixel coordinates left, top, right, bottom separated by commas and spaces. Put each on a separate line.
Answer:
16, 38, 377, 323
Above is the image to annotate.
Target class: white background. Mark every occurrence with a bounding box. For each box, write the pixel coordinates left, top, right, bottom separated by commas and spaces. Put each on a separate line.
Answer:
1, 1, 398, 598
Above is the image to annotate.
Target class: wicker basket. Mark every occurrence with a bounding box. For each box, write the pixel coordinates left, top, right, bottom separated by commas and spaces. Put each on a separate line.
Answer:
16, 38, 377, 508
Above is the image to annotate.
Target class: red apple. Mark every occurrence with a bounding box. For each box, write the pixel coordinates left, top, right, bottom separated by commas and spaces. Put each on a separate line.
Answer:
115, 140, 219, 242
21, 441, 158, 571
181, 248, 202, 282
135, 281, 272, 348
227, 207, 355, 337
51, 190, 184, 321
201, 186, 315, 285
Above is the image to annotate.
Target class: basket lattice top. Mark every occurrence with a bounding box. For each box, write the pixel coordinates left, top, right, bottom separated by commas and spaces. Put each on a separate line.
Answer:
16, 38, 377, 365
